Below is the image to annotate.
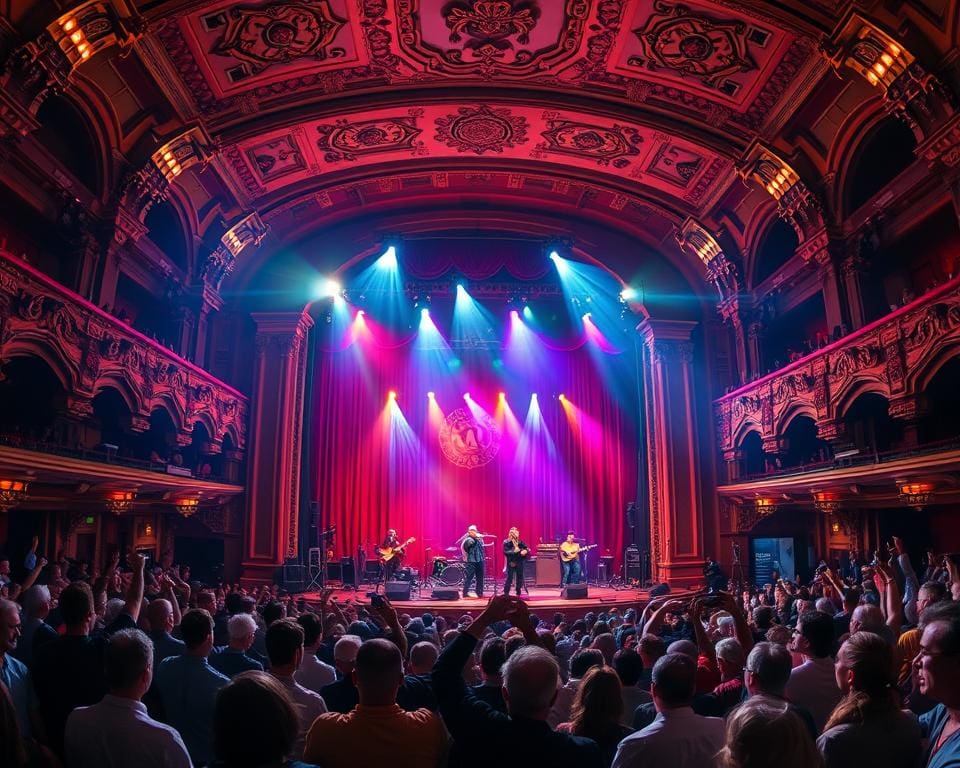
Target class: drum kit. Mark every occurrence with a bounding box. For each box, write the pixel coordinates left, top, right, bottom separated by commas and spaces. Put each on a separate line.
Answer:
427, 545, 468, 586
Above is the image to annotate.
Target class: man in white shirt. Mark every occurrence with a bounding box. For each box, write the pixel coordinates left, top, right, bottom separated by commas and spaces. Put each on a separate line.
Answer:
66, 628, 192, 768
295, 612, 336, 693
612, 653, 725, 768
784, 610, 841, 733
266, 618, 327, 757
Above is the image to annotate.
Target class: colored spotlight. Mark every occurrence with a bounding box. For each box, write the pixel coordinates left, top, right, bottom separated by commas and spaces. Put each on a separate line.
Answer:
357, 309, 365, 316
509, 309, 519, 321
456, 283, 466, 295
427, 391, 435, 399
376, 245, 398, 270
388, 390, 397, 401
314, 277, 342, 299
498, 392, 506, 402
549, 251, 568, 275
559, 393, 566, 401
463, 392, 471, 401
531, 393, 538, 401
620, 286, 637, 301
421, 307, 430, 319
522, 305, 534, 320
583, 312, 592, 320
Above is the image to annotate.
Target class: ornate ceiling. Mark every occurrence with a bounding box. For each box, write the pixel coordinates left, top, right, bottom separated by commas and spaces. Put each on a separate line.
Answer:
130, 0, 831, 234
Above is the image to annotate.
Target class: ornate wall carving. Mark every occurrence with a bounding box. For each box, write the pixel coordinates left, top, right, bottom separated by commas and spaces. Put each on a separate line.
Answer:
714, 276, 960, 453
0, 251, 248, 448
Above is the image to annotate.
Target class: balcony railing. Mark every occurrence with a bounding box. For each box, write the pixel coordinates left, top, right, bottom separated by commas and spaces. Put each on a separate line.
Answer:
0, 249, 247, 452
715, 274, 960, 456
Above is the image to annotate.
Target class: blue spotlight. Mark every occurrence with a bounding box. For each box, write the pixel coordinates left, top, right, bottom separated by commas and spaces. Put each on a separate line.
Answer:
456, 283, 466, 296
314, 277, 342, 300
620, 286, 637, 301
421, 307, 430, 319
376, 245, 398, 270
549, 251, 569, 276
522, 305, 534, 320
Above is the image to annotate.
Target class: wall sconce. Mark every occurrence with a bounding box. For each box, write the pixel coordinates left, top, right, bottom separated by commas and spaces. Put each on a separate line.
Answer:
755, 497, 779, 517
824, 14, 915, 91
105, 490, 136, 514
0, 479, 30, 512
898, 482, 935, 509
175, 497, 200, 518
47, 1, 138, 71
738, 143, 802, 202
813, 492, 843, 515
150, 127, 212, 182
221, 212, 269, 258
830, 517, 841, 534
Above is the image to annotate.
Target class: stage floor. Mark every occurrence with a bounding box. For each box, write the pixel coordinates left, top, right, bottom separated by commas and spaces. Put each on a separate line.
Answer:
299, 584, 649, 620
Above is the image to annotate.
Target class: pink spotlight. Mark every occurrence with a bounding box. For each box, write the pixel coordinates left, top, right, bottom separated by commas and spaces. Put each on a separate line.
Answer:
427, 391, 435, 399
463, 392, 471, 401
498, 392, 506, 402
510, 309, 520, 320
388, 390, 397, 401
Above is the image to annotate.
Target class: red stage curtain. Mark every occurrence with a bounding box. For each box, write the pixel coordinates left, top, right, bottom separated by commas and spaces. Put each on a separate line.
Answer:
307, 334, 637, 577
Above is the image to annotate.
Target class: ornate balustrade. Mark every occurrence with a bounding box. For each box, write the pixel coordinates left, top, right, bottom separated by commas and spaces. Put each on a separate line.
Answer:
0, 249, 248, 452
715, 274, 960, 462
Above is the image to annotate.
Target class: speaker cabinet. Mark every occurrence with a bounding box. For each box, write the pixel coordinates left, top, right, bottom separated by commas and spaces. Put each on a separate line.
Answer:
562, 584, 588, 599
535, 557, 561, 586
326, 562, 342, 582
384, 581, 412, 601
282, 564, 304, 591
339, 557, 356, 588
430, 588, 460, 600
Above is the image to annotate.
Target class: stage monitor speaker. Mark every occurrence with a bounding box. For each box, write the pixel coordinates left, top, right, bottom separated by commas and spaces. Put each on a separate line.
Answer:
384, 581, 412, 601
340, 557, 356, 588
649, 582, 671, 597
431, 588, 460, 600
282, 564, 304, 591
536, 557, 561, 586
562, 584, 588, 599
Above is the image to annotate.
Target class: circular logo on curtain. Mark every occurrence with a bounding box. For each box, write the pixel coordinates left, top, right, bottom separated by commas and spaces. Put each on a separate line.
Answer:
439, 407, 501, 468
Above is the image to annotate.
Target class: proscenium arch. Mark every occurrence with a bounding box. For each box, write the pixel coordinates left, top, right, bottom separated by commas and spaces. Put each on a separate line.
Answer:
228, 177, 713, 309
232, 202, 709, 324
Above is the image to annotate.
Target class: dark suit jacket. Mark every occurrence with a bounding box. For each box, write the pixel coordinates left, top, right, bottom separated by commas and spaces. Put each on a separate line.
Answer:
463, 537, 485, 563
503, 540, 529, 569
433, 632, 603, 768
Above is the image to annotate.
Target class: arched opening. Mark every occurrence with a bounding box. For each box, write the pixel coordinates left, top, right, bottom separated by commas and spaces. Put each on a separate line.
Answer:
845, 118, 917, 214
187, 421, 212, 476
144, 199, 190, 273
138, 406, 178, 465
919, 356, 960, 444
220, 433, 239, 483
841, 392, 902, 455
739, 430, 766, 477
752, 218, 799, 287
0, 356, 68, 442
781, 415, 831, 469
34, 95, 102, 194
91, 388, 133, 454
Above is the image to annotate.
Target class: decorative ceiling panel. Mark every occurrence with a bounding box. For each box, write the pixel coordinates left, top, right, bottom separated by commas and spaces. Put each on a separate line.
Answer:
174, 0, 368, 99
221, 102, 731, 208
151, 0, 815, 132
609, 0, 794, 107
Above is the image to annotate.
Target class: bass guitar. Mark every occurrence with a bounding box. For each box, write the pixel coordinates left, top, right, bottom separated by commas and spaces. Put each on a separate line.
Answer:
559, 543, 597, 563
378, 537, 416, 562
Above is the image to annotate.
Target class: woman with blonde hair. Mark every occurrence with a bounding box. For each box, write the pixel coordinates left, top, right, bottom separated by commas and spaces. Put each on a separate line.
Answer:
718, 697, 821, 768
557, 665, 632, 767
817, 631, 920, 768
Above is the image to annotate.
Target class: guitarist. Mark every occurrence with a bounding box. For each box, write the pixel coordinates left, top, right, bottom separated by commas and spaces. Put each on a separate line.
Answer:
559, 531, 585, 586
380, 529, 405, 582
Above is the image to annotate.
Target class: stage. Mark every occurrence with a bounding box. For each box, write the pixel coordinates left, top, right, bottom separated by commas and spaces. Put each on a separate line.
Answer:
298, 584, 650, 620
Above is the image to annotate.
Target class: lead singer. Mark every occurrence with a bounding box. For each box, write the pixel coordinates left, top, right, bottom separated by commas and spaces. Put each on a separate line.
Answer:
461, 525, 490, 598
502, 527, 529, 596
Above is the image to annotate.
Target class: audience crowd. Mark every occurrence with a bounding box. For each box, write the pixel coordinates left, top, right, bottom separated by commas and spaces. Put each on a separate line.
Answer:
1, 534, 959, 768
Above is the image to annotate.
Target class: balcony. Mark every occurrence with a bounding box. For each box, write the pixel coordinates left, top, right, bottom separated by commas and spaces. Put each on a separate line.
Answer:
0, 248, 248, 452
715, 273, 960, 462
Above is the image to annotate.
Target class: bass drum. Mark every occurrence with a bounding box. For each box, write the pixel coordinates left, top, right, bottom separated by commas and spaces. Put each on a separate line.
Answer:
438, 562, 466, 586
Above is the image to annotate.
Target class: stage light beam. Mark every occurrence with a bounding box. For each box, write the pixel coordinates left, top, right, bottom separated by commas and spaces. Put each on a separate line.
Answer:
376, 245, 398, 270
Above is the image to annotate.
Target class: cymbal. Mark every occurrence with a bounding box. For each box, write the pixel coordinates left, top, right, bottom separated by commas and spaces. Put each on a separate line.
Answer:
445, 546, 460, 552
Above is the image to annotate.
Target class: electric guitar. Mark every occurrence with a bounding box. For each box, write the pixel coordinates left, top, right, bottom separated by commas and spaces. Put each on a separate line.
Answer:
378, 537, 416, 562
559, 543, 597, 563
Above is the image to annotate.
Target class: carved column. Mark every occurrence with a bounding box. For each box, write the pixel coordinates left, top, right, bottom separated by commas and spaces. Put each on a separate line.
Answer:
639, 319, 707, 584
746, 320, 764, 378
840, 254, 870, 330
191, 285, 223, 368
241, 312, 313, 585
718, 297, 748, 385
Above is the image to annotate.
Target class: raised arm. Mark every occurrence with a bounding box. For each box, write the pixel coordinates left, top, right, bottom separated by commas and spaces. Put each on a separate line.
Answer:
124, 552, 147, 623
17, 556, 48, 597
369, 596, 407, 659
642, 597, 687, 637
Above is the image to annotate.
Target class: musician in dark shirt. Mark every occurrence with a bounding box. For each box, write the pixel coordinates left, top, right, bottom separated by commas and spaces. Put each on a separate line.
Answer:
462, 525, 490, 598
503, 527, 529, 596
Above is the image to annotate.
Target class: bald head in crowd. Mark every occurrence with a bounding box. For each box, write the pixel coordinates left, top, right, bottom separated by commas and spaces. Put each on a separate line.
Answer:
147, 599, 175, 634
353, 639, 405, 705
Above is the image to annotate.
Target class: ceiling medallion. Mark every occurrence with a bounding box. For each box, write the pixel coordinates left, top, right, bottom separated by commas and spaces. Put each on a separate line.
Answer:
213, 1, 347, 73
434, 105, 529, 154
630, 1, 758, 95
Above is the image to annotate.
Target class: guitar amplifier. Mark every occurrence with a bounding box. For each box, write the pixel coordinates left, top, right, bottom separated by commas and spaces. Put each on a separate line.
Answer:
385, 581, 412, 601
325, 562, 342, 582
535, 545, 561, 586
624, 546, 642, 581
